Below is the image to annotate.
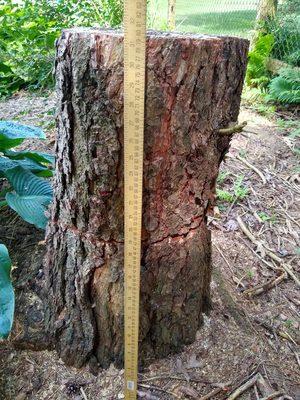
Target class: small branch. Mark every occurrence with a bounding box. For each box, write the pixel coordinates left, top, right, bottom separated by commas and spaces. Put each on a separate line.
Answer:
138, 383, 180, 399
218, 121, 247, 136
198, 382, 231, 400
198, 387, 223, 400
213, 243, 234, 273
243, 272, 287, 297
139, 374, 212, 385
254, 318, 298, 345
80, 387, 88, 400
237, 216, 300, 288
260, 391, 285, 400
288, 344, 300, 368
235, 154, 267, 184
227, 373, 260, 400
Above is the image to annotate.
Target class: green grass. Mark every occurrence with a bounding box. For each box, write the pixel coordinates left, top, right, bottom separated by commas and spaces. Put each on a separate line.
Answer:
148, 0, 258, 38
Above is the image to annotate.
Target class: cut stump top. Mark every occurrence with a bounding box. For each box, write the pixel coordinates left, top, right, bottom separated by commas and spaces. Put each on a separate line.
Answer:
61, 27, 250, 44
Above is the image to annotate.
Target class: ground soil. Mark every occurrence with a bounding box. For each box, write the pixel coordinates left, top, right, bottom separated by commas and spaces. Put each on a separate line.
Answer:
0, 91, 299, 400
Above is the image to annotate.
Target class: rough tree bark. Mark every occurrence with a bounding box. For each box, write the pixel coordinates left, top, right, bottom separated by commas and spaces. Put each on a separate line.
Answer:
45, 28, 249, 368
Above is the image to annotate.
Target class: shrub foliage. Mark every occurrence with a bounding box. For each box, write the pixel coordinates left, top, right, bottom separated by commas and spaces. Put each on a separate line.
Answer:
0, 0, 123, 96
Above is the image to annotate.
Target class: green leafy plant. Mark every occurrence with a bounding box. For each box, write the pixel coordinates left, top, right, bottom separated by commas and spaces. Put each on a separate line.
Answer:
246, 33, 274, 88
217, 171, 230, 184
0, 121, 53, 228
0, 121, 54, 178
257, 211, 276, 223
233, 175, 249, 200
0, 0, 123, 96
247, 269, 254, 279
216, 189, 234, 203
216, 175, 249, 204
5, 166, 53, 229
268, 67, 300, 104
0, 243, 14, 339
284, 319, 294, 329
266, 15, 300, 67
0, 121, 53, 339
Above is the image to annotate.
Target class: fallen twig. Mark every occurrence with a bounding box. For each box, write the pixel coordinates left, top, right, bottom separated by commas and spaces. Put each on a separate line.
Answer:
240, 236, 280, 271
236, 154, 267, 184
139, 374, 212, 385
218, 121, 247, 136
269, 171, 300, 195
198, 387, 223, 400
281, 208, 300, 229
80, 387, 88, 400
198, 382, 231, 400
138, 383, 180, 399
237, 216, 300, 288
213, 242, 234, 273
260, 391, 285, 400
243, 272, 287, 297
256, 372, 273, 397
254, 318, 298, 345
227, 373, 261, 400
288, 343, 300, 368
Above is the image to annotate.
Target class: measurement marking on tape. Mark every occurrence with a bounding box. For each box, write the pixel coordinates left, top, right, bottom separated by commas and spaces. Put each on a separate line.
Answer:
123, 1, 146, 399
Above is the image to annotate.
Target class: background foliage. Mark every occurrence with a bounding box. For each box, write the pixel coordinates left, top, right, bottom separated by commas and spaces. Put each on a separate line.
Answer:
0, 0, 123, 96
0, 0, 299, 104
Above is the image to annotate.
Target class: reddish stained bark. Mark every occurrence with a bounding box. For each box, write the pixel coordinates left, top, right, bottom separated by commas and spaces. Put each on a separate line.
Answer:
44, 29, 249, 368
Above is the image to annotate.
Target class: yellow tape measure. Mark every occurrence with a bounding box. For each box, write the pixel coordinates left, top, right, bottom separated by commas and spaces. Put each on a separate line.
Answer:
123, 1, 146, 399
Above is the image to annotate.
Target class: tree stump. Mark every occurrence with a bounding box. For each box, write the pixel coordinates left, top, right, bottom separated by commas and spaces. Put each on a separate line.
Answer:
45, 28, 249, 368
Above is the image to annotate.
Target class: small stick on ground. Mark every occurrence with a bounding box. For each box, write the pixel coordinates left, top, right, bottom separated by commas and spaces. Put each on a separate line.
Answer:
213, 242, 234, 274
254, 318, 298, 345
235, 154, 267, 184
240, 237, 280, 271
260, 391, 285, 400
198, 382, 231, 400
227, 373, 261, 400
139, 374, 212, 385
288, 344, 300, 368
237, 216, 300, 288
198, 387, 223, 400
80, 387, 88, 400
138, 383, 180, 399
254, 384, 260, 400
243, 272, 287, 297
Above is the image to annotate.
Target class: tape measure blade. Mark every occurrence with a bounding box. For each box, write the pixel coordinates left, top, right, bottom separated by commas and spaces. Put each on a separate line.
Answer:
123, 1, 146, 399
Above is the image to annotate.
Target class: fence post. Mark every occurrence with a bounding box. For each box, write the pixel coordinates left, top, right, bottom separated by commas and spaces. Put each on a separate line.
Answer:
256, 0, 277, 22
251, 0, 277, 50
167, 0, 176, 30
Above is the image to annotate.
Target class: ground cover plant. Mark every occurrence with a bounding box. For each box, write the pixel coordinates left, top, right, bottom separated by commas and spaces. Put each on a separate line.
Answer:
0, 120, 53, 339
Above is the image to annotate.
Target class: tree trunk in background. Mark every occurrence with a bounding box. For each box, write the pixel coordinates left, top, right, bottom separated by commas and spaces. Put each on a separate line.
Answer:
256, 0, 278, 22
44, 29, 249, 369
167, 0, 176, 30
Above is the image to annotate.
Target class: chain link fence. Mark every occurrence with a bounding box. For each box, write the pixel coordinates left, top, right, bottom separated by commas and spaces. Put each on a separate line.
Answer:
148, 0, 300, 68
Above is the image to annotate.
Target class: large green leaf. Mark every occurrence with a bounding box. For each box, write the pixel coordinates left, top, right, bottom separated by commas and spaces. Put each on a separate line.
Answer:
0, 155, 51, 177
5, 166, 53, 229
0, 121, 45, 150
3, 150, 55, 165
0, 244, 14, 339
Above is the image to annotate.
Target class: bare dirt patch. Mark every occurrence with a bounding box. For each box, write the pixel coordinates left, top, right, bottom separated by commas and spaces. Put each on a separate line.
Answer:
0, 93, 299, 399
